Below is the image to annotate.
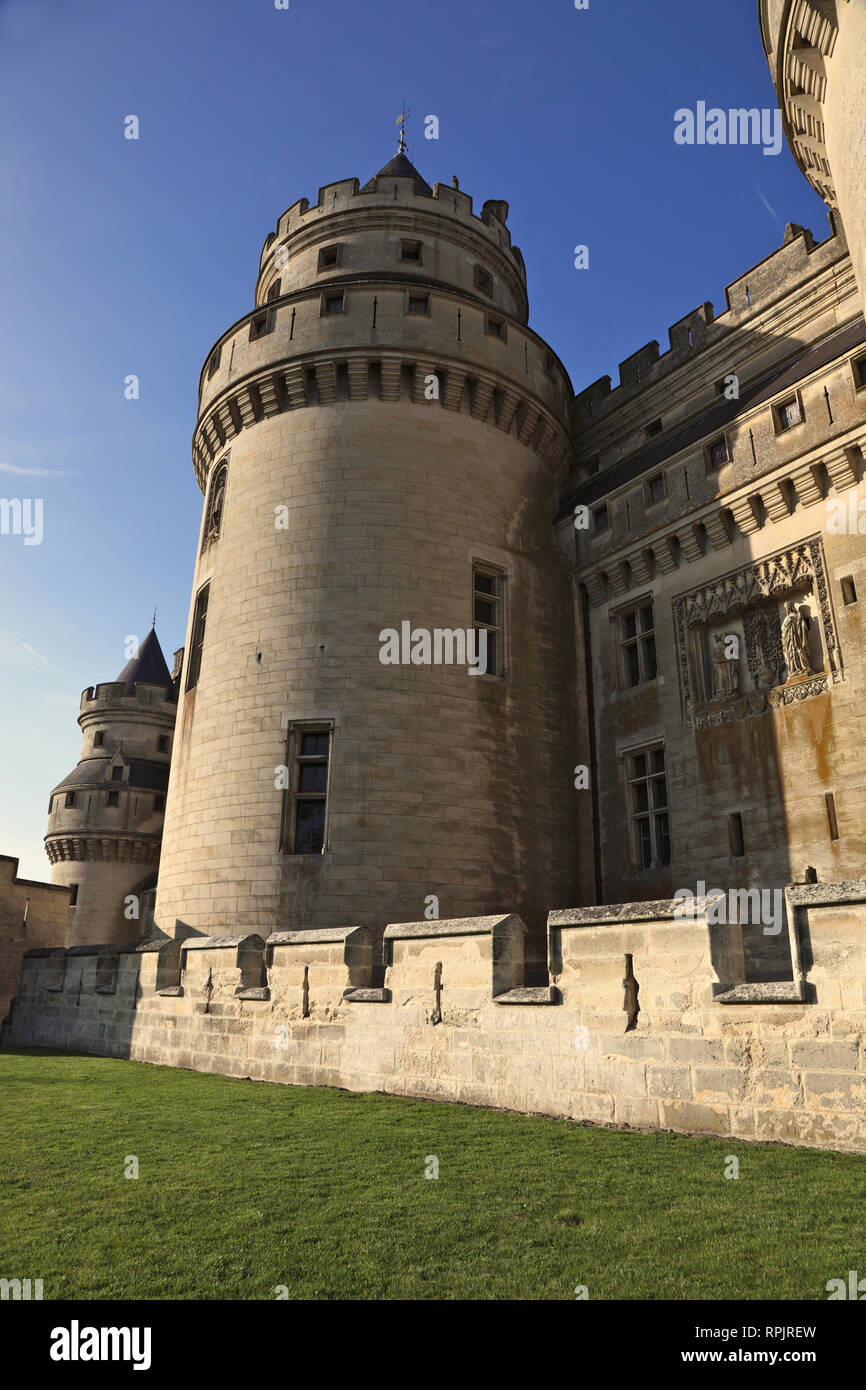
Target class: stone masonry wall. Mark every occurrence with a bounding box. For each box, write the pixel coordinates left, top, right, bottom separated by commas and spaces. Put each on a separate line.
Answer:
0, 856, 70, 1028
3, 888, 865, 1154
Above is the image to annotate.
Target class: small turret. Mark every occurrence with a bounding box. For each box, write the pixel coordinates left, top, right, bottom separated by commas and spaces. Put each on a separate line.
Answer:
45, 629, 177, 946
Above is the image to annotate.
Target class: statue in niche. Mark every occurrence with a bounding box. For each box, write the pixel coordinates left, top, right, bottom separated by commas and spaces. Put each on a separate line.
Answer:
711, 633, 739, 698
781, 600, 812, 679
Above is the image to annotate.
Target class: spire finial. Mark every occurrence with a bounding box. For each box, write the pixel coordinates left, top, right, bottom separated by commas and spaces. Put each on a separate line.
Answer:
151, 607, 157, 630
396, 103, 410, 155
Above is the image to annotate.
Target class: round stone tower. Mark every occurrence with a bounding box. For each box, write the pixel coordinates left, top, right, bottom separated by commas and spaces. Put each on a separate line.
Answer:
155, 148, 579, 956
760, 0, 866, 321
46, 629, 178, 946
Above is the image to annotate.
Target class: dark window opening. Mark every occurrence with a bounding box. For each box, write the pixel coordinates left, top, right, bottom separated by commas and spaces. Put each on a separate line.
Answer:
728, 812, 745, 857
285, 727, 332, 854
65, 792, 76, 808
186, 584, 210, 691
318, 244, 341, 270
93, 731, 104, 747
400, 240, 423, 262
826, 792, 839, 842
69, 884, 79, 906
107, 791, 119, 807
841, 576, 858, 606
645, 419, 662, 438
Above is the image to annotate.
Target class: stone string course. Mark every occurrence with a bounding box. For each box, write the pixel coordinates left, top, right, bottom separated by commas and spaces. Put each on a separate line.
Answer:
4, 886, 865, 1154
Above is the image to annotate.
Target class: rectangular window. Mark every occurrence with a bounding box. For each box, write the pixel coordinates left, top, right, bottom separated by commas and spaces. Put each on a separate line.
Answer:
841, 576, 858, 605
407, 293, 430, 315
154, 795, 166, 813
266, 279, 281, 302
618, 601, 657, 687
318, 244, 341, 270
284, 726, 333, 854
207, 345, 221, 380
707, 436, 728, 470
106, 791, 119, 807
626, 746, 671, 869
593, 504, 609, 533
728, 812, 745, 857
775, 395, 802, 432
69, 884, 79, 906
157, 735, 169, 752
472, 562, 504, 676
475, 266, 493, 296
249, 311, 273, 339
485, 314, 506, 341
186, 584, 209, 691
400, 239, 423, 262
93, 731, 104, 747
322, 290, 345, 315
65, 791, 76, 808
825, 791, 839, 841
645, 472, 665, 504
645, 419, 662, 438
111, 766, 123, 782
851, 355, 866, 391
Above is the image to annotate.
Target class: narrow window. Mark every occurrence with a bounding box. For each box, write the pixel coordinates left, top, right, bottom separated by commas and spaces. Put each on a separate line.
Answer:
475, 266, 493, 296
825, 792, 839, 841
154, 795, 166, 813
407, 293, 430, 315
203, 460, 228, 544
728, 812, 745, 857
111, 766, 123, 782
318, 244, 341, 270
619, 601, 657, 687
266, 279, 281, 303
485, 314, 506, 341
472, 563, 504, 676
157, 735, 169, 753
69, 884, 79, 906
284, 726, 332, 854
93, 731, 104, 747
65, 791, 76, 808
400, 239, 423, 262
107, 790, 119, 807
593, 504, 609, 533
207, 345, 221, 380
186, 583, 210, 691
707, 436, 728, 470
841, 576, 857, 605
852, 355, 866, 390
626, 746, 670, 869
645, 472, 665, 504
645, 419, 662, 438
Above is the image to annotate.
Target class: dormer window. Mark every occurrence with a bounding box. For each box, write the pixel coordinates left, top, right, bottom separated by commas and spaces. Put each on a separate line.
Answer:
111, 766, 123, 781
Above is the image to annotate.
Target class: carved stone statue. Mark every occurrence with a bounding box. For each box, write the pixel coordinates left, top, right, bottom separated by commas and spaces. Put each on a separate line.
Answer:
711, 634, 739, 698
781, 600, 811, 679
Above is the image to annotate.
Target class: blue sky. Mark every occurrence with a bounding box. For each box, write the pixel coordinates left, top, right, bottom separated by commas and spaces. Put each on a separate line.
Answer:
0, 0, 828, 879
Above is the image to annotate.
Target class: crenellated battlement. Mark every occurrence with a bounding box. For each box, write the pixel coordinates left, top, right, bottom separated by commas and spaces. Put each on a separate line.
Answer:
571, 213, 850, 432
79, 682, 177, 714
5, 889, 866, 1153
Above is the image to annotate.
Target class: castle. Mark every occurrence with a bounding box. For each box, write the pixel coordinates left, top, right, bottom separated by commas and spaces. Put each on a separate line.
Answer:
3, 1, 866, 1152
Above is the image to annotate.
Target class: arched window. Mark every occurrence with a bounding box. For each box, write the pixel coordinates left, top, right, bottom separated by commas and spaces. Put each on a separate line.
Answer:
203, 459, 228, 546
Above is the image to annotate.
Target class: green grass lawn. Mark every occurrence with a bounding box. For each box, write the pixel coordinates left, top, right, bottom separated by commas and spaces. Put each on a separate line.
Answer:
0, 1048, 863, 1300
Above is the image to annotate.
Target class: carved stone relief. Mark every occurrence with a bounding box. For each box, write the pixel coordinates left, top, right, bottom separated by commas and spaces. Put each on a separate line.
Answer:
673, 538, 841, 727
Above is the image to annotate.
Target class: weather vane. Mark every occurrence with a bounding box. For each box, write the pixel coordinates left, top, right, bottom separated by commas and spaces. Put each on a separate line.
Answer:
396, 103, 410, 154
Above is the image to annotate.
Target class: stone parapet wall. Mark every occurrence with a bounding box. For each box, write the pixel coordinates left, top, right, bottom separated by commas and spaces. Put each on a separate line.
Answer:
3, 892, 865, 1153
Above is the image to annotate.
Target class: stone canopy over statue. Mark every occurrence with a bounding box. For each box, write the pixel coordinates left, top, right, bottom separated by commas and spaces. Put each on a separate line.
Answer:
781, 600, 812, 679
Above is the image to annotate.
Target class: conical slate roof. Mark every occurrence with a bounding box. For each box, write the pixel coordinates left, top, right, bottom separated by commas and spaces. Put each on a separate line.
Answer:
115, 628, 172, 694
361, 152, 432, 197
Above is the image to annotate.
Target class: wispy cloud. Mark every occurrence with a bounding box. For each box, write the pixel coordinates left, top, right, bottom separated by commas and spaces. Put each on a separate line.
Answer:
19, 640, 52, 666
0, 462, 72, 476
755, 182, 782, 228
